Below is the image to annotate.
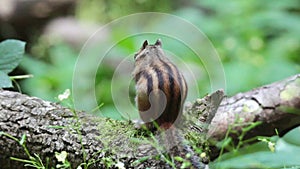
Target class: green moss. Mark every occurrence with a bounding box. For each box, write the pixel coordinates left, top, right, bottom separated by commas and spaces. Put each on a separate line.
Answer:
280, 78, 300, 101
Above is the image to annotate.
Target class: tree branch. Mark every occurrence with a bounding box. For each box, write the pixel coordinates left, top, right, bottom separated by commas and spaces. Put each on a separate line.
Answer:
0, 74, 299, 168
207, 74, 300, 140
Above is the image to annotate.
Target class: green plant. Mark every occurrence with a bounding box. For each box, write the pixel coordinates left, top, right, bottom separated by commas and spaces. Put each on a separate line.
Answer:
0, 90, 104, 169
54, 90, 100, 169
211, 126, 300, 169
0, 39, 31, 89
131, 127, 205, 169
216, 117, 262, 161
1, 131, 88, 169
131, 131, 177, 168
55, 90, 129, 169
0, 132, 47, 169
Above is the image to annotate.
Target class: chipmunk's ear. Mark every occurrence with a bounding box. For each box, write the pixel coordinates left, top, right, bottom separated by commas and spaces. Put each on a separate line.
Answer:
155, 39, 162, 47
141, 40, 148, 50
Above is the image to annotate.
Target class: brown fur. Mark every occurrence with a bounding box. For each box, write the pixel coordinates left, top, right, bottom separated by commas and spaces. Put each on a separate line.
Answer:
133, 39, 187, 129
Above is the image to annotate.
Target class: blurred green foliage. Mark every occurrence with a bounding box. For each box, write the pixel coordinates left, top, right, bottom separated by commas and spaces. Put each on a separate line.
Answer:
21, 42, 76, 101
18, 0, 299, 115
1, 1, 298, 167
176, 0, 300, 93
211, 126, 300, 168
76, 0, 173, 22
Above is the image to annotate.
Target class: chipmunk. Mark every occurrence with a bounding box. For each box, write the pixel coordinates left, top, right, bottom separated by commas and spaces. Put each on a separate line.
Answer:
133, 39, 206, 169
133, 39, 187, 130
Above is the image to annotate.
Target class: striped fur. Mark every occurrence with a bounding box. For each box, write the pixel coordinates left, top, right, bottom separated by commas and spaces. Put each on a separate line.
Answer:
133, 40, 187, 129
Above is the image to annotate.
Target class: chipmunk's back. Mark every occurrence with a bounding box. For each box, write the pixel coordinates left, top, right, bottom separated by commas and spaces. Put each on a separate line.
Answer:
133, 40, 187, 129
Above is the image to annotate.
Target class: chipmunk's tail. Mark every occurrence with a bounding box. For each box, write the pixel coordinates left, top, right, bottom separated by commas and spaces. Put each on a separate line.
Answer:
157, 124, 207, 169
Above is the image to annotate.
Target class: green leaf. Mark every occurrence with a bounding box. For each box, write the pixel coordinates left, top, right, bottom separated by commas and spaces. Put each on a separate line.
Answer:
211, 127, 300, 168
19, 134, 26, 145
174, 156, 184, 162
0, 71, 12, 88
281, 126, 300, 147
0, 39, 25, 73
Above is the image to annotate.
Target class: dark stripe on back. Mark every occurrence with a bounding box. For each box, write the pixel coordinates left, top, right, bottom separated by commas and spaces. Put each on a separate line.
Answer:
164, 63, 174, 114
174, 67, 183, 95
142, 72, 153, 95
135, 71, 142, 83
156, 57, 179, 122
173, 68, 182, 117
153, 67, 164, 91
153, 66, 164, 121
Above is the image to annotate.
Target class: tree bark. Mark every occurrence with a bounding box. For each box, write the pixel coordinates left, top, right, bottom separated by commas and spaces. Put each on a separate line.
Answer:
0, 74, 299, 169
207, 74, 300, 140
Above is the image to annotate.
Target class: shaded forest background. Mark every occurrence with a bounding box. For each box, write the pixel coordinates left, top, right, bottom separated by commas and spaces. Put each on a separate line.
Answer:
0, 0, 299, 119
0, 1, 300, 168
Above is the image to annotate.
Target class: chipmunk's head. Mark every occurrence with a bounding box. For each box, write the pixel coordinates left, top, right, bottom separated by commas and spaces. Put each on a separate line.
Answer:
134, 39, 164, 65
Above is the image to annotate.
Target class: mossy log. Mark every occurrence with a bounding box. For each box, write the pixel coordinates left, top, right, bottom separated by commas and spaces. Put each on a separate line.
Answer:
0, 74, 299, 169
